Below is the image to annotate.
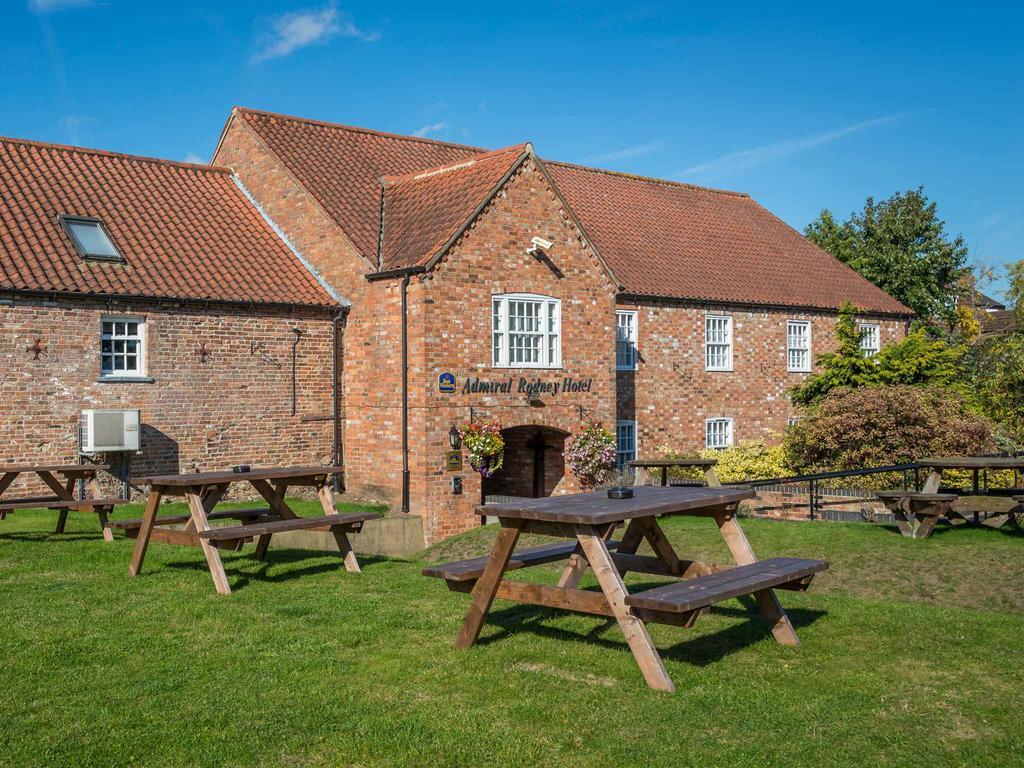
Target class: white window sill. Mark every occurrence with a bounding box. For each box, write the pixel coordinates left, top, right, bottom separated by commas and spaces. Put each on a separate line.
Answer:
97, 376, 155, 384
705, 368, 734, 373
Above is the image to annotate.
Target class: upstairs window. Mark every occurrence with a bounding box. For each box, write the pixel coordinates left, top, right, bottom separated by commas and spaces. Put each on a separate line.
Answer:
492, 294, 561, 368
615, 310, 638, 370
616, 420, 637, 469
787, 320, 811, 372
60, 216, 123, 262
705, 417, 733, 450
860, 323, 880, 357
100, 317, 145, 378
705, 315, 733, 371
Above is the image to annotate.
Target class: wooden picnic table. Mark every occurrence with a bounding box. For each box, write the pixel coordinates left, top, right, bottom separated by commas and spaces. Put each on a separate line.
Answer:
0, 463, 119, 540
127, 466, 377, 595
424, 485, 827, 692
917, 456, 1024, 528
628, 457, 720, 487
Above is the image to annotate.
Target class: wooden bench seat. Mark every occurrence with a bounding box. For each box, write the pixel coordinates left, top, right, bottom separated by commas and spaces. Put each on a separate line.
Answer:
624, 557, 829, 614
108, 507, 272, 530
876, 491, 958, 507
0, 497, 120, 512
199, 512, 377, 541
422, 540, 620, 583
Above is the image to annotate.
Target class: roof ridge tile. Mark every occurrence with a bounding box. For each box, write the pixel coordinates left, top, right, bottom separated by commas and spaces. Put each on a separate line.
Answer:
0, 135, 229, 175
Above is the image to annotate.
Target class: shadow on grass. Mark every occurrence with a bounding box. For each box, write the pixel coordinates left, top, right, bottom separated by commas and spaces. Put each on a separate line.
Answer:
0, 530, 104, 543
477, 598, 826, 668
162, 547, 393, 591
873, 520, 1023, 539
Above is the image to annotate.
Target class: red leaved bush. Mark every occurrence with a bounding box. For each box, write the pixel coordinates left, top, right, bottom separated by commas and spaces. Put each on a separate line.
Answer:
785, 385, 994, 473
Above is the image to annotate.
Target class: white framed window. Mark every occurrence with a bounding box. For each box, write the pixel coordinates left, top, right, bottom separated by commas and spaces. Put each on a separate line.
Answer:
705, 417, 733, 450
705, 315, 733, 371
786, 320, 811, 372
616, 420, 637, 469
787, 416, 800, 428
860, 323, 880, 357
492, 294, 561, 368
615, 310, 638, 370
100, 317, 146, 378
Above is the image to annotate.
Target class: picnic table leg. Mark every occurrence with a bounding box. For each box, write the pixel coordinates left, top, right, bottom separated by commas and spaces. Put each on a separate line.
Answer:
0, 472, 16, 497
128, 489, 163, 576
614, 518, 648, 577
713, 506, 800, 647
704, 467, 721, 487
54, 509, 70, 534
455, 520, 522, 649
922, 470, 942, 494
97, 506, 114, 542
187, 486, 231, 595
576, 524, 675, 692
250, 478, 291, 560
660, 467, 668, 487
317, 482, 360, 573
558, 524, 618, 588
36, 471, 74, 533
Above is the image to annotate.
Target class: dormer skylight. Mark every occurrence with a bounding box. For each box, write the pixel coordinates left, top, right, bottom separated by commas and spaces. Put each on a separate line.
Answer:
60, 215, 123, 262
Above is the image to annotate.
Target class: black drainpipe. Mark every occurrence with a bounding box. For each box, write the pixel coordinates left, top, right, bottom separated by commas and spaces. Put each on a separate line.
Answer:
290, 327, 304, 416
366, 265, 426, 515
400, 272, 411, 513
332, 309, 346, 491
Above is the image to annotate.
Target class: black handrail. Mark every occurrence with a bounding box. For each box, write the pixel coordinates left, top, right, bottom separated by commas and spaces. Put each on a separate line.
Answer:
722, 463, 922, 488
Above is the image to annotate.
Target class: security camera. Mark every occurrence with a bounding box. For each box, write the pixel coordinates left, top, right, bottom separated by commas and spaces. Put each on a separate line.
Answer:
527, 236, 554, 257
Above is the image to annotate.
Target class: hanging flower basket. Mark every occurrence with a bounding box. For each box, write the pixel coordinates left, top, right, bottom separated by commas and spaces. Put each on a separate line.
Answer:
459, 422, 505, 478
565, 422, 617, 489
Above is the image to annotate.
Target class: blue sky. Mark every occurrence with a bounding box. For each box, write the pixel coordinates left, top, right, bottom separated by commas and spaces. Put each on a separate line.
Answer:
3, 1, 1021, 297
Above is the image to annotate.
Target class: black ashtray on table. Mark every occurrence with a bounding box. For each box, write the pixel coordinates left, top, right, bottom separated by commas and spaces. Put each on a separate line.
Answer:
607, 487, 634, 499
232, 465, 251, 474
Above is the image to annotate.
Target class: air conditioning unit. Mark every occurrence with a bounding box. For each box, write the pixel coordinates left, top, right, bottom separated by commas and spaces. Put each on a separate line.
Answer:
80, 409, 141, 453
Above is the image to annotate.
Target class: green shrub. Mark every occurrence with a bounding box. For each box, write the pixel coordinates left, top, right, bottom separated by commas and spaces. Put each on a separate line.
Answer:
784, 385, 994, 474
658, 440, 790, 484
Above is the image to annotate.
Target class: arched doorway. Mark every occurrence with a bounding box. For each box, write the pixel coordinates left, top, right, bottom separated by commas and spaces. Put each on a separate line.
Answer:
483, 425, 569, 500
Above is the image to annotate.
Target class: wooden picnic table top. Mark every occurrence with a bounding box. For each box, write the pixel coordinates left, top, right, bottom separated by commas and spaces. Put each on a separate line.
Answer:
628, 457, 718, 468
917, 456, 1024, 471
478, 485, 753, 525
131, 465, 344, 487
0, 464, 109, 474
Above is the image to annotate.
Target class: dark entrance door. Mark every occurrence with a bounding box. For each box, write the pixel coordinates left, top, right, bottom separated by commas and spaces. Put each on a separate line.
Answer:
483, 425, 569, 500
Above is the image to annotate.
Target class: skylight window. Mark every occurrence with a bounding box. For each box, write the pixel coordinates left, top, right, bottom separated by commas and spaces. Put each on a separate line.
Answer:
60, 216, 123, 262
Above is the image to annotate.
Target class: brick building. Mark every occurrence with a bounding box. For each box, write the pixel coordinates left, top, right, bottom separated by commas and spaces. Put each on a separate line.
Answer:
0, 109, 911, 543
0, 137, 343, 498
211, 107, 910, 543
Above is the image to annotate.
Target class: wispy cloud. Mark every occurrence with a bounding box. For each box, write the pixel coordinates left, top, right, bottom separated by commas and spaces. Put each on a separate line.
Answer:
681, 116, 898, 180
59, 115, 92, 144
28, 0, 93, 12
582, 140, 665, 166
412, 121, 448, 138
252, 4, 378, 64
183, 152, 206, 165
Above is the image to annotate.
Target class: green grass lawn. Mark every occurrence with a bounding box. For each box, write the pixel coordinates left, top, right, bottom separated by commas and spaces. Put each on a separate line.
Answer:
1, 502, 1021, 767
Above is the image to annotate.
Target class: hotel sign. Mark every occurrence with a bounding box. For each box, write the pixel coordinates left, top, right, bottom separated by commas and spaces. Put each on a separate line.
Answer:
460, 376, 593, 397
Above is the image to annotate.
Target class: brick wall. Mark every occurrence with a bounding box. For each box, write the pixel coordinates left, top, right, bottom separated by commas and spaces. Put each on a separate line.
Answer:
0, 295, 335, 498
214, 116, 407, 509
617, 300, 907, 455
407, 159, 619, 542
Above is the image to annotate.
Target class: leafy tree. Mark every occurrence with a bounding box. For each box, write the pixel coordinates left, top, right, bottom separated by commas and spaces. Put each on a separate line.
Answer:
1008, 259, 1024, 324
784, 385, 993, 473
806, 188, 969, 323
966, 331, 1024, 446
790, 302, 966, 406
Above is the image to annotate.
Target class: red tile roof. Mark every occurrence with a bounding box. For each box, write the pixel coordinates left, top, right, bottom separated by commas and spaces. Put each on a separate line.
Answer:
379, 145, 528, 270
546, 162, 910, 314
228, 107, 912, 315
0, 136, 336, 307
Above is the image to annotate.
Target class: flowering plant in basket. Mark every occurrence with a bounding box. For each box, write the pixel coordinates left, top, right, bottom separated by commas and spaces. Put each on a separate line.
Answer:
565, 422, 617, 489
459, 422, 505, 478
